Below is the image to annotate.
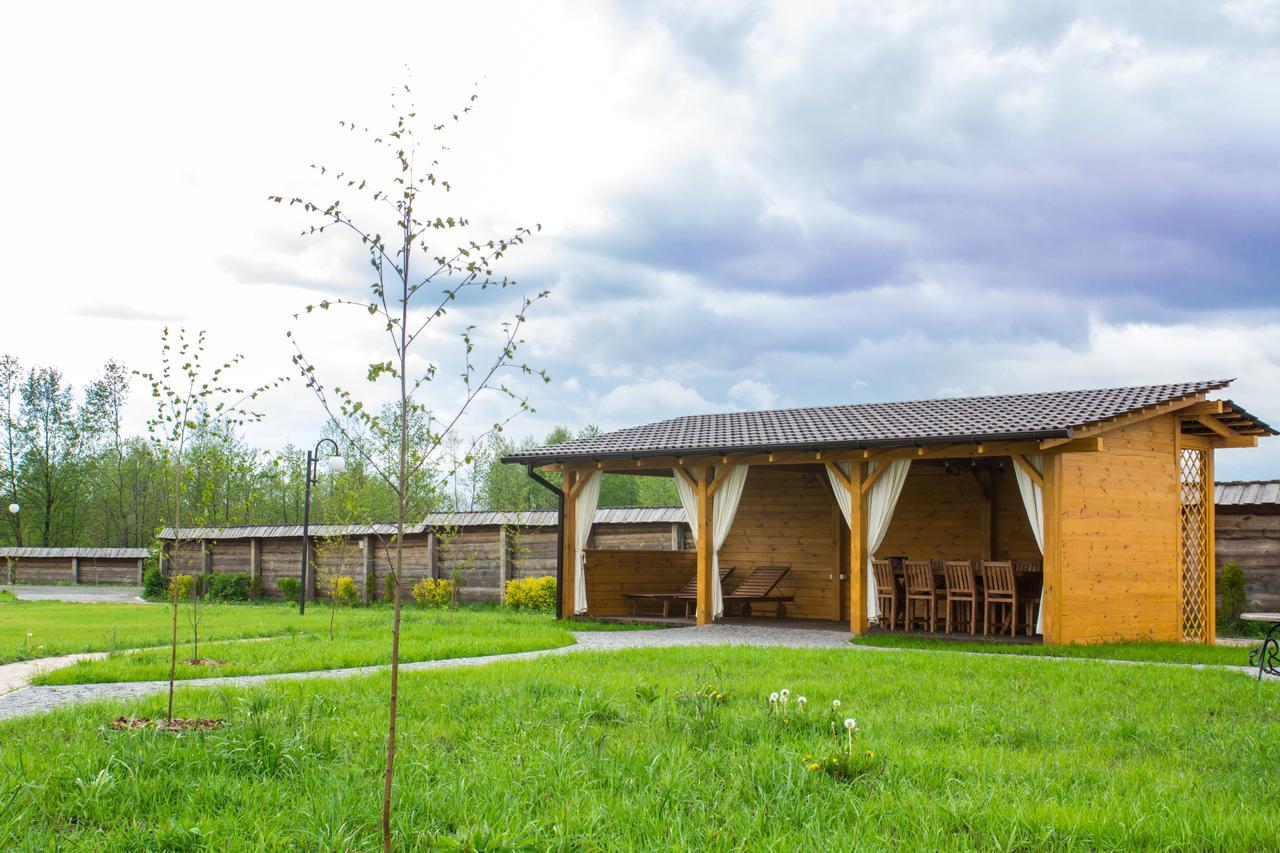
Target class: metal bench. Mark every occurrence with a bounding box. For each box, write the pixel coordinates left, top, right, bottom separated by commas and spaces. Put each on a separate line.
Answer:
1242, 612, 1280, 681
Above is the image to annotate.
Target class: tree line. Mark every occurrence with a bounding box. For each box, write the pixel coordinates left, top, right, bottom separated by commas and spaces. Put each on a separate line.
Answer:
0, 354, 676, 549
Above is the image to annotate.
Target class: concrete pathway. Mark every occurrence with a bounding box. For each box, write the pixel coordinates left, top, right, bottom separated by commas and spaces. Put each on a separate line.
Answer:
2, 584, 147, 604
0, 624, 850, 720
0, 623, 1272, 721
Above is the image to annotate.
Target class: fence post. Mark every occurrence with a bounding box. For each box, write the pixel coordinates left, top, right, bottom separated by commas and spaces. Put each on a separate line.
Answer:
498, 525, 510, 603
201, 540, 212, 575
427, 530, 438, 580
362, 534, 373, 603
250, 537, 262, 597
71, 556, 80, 584
136, 558, 144, 585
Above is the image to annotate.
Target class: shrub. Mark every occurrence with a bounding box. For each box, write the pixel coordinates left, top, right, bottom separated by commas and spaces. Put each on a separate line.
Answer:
142, 567, 168, 600
249, 571, 264, 600
277, 576, 302, 602
206, 572, 251, 602
503, 576, 556, 611
1219, 561, 1247, 635
333, 576, 359, 607
412, 577, 455, 608
384, 572, 398, 602
169, 574, 195, 600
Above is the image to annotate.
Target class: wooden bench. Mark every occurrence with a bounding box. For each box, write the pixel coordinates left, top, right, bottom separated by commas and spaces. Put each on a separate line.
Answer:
1242, 612, 1280, 681
623, 567, 734, 618
719, 565, 794, 619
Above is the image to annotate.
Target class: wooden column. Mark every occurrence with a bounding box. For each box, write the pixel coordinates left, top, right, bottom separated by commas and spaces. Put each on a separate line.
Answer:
562, 471, 578, 618
848, 463, 868, 634
830, 504, 843, 621
201, 540, 212, 575
427, 530, 438, 580
248, 537, 262, 596
695, 466, 714, 625
158, 544, 169, 577
361, 534, 372, 603
71, 556, 80, 584
670, 522, 683, 551
1041, 453, 1064, 644
1204, 449, 1217, 645
136, 558, 145, 585
498, 525, 511, 603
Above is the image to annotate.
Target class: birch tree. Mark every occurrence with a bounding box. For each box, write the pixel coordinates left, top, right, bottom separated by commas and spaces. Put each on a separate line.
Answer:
274, 83, 547, 851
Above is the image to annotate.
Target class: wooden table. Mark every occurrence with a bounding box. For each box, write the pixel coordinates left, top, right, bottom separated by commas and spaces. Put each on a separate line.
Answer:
1242, 612, 1280, 681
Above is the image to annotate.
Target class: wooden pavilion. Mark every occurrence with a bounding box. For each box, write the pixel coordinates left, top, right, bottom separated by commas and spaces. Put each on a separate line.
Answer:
506, 380, 1274, 645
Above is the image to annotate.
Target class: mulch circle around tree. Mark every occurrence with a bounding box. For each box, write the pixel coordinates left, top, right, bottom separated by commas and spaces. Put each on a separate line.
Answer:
109, 716, 224, 732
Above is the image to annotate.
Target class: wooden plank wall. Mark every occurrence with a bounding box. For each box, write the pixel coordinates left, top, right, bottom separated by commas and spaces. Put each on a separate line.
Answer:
209, 541, 252, 574
877, 463, 987, 560
590, 522, 684, 550
1216, 509, 1280, 611
716, 467, 840, 620
1056, 416, 1181, 643
7, 557, 74, 584
582, 548, 697, 616
508, 529, 557, 580
6, 556, 141, 585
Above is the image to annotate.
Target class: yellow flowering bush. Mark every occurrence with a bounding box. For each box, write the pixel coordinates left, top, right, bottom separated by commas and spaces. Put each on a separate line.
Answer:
502, 576, 556, 611
332, 576, 359, 606
411, 577, 455, 608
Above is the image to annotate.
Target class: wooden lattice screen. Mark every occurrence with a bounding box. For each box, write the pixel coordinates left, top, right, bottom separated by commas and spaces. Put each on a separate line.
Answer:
1178, 447, 1210, 642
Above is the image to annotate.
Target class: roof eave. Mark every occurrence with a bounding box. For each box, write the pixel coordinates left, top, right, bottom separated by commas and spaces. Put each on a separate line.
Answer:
502, 428, 1075, 467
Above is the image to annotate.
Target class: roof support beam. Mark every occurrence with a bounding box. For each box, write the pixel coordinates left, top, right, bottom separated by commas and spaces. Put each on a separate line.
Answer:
1010, 454, 1045, 490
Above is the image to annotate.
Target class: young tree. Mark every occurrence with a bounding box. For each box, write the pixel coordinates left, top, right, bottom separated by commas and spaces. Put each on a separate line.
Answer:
81, 360, 133, 546
136, 328, 281, 722
275, 84, 547, 850
18, 366, 80, 546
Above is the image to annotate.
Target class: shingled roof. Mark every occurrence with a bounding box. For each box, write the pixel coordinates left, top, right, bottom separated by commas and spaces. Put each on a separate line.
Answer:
504, 380, 1269, 464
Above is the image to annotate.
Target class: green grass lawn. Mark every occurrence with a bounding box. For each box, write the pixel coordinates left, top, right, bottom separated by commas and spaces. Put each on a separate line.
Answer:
851, 633, 1258, 666
2, 646, 1277, 849
32, 608, 626, 685
1, 597, 643, 676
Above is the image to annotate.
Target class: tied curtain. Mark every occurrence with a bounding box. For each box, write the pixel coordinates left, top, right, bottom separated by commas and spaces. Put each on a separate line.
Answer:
1012, 453, 1046, 634
672, 465, 751, 619
825, 459, 912, 620
572, 470, 603, 615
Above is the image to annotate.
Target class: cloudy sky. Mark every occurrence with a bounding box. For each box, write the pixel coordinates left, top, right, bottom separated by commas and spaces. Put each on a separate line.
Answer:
2, 0, 1278, 478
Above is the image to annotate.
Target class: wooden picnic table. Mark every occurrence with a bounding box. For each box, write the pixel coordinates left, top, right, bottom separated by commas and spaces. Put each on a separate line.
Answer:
1241, 612, 1280, 681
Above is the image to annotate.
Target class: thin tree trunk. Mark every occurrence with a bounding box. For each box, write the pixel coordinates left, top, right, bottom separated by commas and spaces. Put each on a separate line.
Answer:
167, 574, 178, 723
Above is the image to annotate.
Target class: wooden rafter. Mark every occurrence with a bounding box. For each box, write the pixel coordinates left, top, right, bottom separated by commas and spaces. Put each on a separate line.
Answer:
674, 466, 698, 492
1192, 414, 1236, 439
860, 461, 890, 496
1010, 454, 1045, 490
824, 461, 853, 495
1073, 395, 1204, 438
706, 465, 734, 499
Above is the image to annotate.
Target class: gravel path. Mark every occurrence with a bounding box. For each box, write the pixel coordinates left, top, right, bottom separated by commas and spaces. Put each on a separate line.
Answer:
0, 624, 852, 720
2, 585, 147, 604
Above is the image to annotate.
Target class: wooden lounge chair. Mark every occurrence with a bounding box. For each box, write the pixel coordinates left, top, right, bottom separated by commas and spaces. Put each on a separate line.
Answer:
624, 567, 734, 618
720, 565, 795, 618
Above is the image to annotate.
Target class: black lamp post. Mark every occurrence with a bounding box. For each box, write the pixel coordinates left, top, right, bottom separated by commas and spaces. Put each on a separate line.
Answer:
299, 438, 345, 615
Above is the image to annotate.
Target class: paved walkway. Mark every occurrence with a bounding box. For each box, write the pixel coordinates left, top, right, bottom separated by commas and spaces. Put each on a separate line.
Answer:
2, 584, 147, 604
0, 624, 1271, 721
0, 625, 851, 720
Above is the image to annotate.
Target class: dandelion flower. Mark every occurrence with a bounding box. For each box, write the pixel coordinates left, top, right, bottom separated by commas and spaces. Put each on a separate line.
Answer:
844, 718, 858, 731
769, 692, 779, 703
832, 699, 841, 709
780, 688, 790, 701
797, 696, 807, 707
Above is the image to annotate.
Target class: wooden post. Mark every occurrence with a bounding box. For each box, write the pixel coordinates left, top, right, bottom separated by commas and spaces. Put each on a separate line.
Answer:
426, 530, 438, 580
498, 525, 511, 603
201, 540, 212, 575
361, 534, 372, 604
695, 466, 714, 625
1041, 453, 1064, 644
136, 558, 144, 585
249, 537, 262, 597
562, 471, 578, 618
71, 556, 80, 584
158, 543, 169, 577
848, 463, 868, 634
1204, 449, 1217, 645
831, 503, 843, 621
670, 522, 683, 551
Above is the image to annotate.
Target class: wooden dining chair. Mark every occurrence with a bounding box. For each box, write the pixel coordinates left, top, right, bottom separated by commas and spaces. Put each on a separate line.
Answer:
871, 559, 898, 630
982, 560, 1019, 637
942, 560, 979, 635
904, 560, 944, 632
1013, 560, 1042, 635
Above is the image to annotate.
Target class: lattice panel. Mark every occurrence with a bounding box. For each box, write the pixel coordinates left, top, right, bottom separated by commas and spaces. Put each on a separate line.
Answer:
1178, 448, 1209, 642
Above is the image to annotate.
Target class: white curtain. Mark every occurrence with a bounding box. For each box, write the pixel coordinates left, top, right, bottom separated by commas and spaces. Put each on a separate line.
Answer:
1012, 453, 1046, 634
572, 470, 603, 615
671, 465, 750, 619
826, 459, 912, 621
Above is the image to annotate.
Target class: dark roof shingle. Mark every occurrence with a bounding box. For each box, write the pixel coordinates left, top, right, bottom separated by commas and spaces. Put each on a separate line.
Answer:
505, 380, 1252, 464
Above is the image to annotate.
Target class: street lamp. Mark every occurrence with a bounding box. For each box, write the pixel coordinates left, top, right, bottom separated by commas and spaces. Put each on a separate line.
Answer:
299, 438, 345, 615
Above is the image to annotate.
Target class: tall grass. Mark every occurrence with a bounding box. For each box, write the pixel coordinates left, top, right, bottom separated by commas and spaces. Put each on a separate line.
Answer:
2, 645, 1277, 849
